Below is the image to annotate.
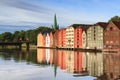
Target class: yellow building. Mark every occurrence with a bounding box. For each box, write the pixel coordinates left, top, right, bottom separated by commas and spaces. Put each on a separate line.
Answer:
37, 33, 46, 47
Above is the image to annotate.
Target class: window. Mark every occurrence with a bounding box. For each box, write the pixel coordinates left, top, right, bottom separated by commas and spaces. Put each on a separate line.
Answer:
110, 27, 113, 31
110, 41, 113, 44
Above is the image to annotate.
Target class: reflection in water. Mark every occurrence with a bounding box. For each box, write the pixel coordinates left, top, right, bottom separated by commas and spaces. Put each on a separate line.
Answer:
99, 51, 120, 80
1, 49, 120, 80
0, 49, 37, 64
87, 52, 103, 77
37, 49, 120, 80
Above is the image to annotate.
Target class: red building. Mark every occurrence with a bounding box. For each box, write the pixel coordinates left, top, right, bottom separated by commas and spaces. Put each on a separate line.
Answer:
72, 24, 90, 48
57, 28, 66, 48
74, 26, 83, 48
43, 34, 46, 47
104, 21, 120, 49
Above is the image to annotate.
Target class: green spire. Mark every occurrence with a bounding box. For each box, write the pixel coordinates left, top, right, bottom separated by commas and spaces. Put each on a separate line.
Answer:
53, 14, 58, 31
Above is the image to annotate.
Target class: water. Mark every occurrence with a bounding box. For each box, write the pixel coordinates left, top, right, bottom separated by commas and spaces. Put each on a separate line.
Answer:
0, 49, 120, 80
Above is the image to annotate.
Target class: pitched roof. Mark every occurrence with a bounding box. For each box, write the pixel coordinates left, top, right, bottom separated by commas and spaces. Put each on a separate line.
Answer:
69, 24, 93, 31
112, 21, 120, 29
95, 22, 108, 29
71, 24, 92, 28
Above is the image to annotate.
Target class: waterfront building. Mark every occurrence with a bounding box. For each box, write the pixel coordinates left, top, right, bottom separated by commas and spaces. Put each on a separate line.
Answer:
82, 31, 87, 49
52, 14, 59, 48
37, 33, 42, 47
66, 24, 90, 49
74, 25, 83, 48
37, 33, 46, 47
46, 33, 50, 47
50, 32, 53, 48
87, 22, 107, 49
57, 28, 66, 48
66, 25, 74, 48
104, 21, 120, 49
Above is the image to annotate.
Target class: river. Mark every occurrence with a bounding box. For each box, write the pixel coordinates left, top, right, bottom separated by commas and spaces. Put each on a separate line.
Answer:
0, 48, 120, 80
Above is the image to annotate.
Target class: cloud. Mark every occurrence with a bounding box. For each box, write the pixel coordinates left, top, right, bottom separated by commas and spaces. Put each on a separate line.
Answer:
0, 0, 53, 25
0, 0, 51, 13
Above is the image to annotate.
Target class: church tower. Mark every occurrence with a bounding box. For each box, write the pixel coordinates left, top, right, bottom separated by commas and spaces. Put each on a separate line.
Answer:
52, 14, 59, 48
52, 14, 59, 31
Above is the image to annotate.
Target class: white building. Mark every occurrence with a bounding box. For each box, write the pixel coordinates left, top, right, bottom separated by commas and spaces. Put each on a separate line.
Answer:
82, 31, 87, 49
46, 33, 50, 47
66, 26, 74, 48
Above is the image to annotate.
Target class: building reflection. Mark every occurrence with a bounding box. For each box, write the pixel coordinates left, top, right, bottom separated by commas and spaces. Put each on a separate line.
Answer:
37, 49, 44, 63
37, 49, 53, 65
87, 52, 103, 77
66, 51, 74, 73
74, 51, 82, 73
58, 50, 66, 70
98, 51, 120, 80
36, 49, 120, 79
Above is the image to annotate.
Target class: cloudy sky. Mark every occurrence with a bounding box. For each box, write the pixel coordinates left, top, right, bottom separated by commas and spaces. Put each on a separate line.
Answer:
0, 0, 120, 33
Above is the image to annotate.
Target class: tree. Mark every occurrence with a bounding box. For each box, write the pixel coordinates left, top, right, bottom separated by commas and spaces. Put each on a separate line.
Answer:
13, 31, 21, 42
1, 32, 13, 42
109, 16, 120, 22
0, 26, 52, 44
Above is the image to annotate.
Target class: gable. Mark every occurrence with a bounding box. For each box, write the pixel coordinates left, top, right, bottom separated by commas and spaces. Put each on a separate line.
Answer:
106, 22, 120, 31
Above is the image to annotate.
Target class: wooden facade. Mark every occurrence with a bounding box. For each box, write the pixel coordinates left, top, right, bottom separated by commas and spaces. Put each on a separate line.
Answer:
104, 21, 120, 49
57, 28, 66, 48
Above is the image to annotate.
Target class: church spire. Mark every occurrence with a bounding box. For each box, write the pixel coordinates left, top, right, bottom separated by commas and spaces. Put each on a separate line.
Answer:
53, 14, 58, 31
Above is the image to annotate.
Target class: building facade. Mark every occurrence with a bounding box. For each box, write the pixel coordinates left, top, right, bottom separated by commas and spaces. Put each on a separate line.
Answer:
82, 31, 87, 48
46, 33, 50, 47
50, 32, 53, 48
66, 24, 91, 49
104, 21, 120, 49
66, 26, 74, 48
57, 28, 66, 48
37, 33, 46, 47
87, 22, 107, 49
74, 25, 83, 48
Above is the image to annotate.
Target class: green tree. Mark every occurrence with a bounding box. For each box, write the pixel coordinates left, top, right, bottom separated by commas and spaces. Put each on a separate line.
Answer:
109, 16, 120, 22
13, 31, 21, 42
1, 32, 13, 42
0, 26, 52, 44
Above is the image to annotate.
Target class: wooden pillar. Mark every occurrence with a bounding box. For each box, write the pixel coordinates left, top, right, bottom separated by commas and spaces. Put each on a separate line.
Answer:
26, 38, 29, 50
26, 42, 29, 50
19, 43, 22, 50
19, 37, 22, 50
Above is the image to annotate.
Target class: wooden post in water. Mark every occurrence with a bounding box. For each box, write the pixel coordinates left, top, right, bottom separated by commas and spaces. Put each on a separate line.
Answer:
26, 38, 29, 50
19, 37, 22, 50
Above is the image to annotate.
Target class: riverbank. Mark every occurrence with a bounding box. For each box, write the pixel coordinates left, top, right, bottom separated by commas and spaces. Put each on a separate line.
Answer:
37, 46, 102, 52
0, 44, 37, 51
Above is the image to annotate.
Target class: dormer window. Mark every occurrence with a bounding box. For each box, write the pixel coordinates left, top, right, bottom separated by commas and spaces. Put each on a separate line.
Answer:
110, 27, 113, 31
